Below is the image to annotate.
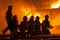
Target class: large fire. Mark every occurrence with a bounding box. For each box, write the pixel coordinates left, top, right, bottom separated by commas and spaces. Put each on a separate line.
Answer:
27, 13, 32, 18
20, 6, 41, 21
0, 0, 60, 35
34, 12, 40, 18
51, 0, 60, 8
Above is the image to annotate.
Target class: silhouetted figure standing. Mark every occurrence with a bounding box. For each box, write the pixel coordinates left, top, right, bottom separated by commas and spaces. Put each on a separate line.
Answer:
10, 15, 18, 36
3, 5, 13, 35
42, 15, 51, 34
34, 16, 41, 35
19, 16, 28, 37
28, 16, 35, 36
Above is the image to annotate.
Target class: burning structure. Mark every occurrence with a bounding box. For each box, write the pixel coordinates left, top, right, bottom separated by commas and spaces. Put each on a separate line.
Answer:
0, 0, 60, 34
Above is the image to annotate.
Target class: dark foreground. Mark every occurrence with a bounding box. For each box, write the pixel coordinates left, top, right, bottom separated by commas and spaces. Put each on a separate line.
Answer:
0, 34, 60, 40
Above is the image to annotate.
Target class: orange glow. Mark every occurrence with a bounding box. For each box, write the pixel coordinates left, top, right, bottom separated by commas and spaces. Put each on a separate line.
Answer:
27, 13, 32, 18
0, 0, 60, 35
34, 12, 40, 18
20, 6, 31, 15
51, 0, 60, 8
25, 30, 28, 32
20, 6, 32, 19
34, 12, 42, 23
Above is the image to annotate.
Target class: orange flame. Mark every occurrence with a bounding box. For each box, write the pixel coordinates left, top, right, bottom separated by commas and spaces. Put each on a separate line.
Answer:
34, 12, 40, 18
51, 0, 60, 8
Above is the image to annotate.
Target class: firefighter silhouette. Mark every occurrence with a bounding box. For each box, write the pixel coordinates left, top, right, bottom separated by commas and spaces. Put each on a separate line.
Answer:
28, 16, 35, 36
10, 15, 18, 37
42, 15, 52, 34
19, 16, 28, 37
34, 16, 41, 35
3, 5, 13, 36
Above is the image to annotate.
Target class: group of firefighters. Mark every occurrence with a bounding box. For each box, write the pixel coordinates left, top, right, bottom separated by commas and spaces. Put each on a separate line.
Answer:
3, 5, 53, 37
